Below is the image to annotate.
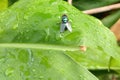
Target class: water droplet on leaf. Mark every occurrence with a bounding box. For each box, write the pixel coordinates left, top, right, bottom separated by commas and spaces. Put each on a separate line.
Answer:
0, 29, 4, 34
27, 49, 34, 64
20, 31, 24, 35
39, 76, 44, 79
24, 15, 29, 20
79, 75, 84, 80
13, 23, 18, 30
26, 30, 30, 33
26, 37, 30, 40
5, 67, 14, 76
32, 69, 36, 72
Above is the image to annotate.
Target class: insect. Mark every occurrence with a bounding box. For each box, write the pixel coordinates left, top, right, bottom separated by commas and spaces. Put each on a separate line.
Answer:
60, 14, 72, 33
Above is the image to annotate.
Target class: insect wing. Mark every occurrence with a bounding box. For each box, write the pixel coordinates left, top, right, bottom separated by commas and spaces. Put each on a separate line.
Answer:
66, 22, 72, 32
60, 23, 66, 33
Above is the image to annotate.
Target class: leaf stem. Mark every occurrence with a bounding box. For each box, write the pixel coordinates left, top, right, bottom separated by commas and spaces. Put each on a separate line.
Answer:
68, 0, 72, 5
0, 43, 80, 51
83, 3, 120, 14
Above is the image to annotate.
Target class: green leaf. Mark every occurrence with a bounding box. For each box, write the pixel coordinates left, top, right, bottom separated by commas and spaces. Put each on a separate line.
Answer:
8, 0, 18, 6
0, 0, 8, 11
72, 0, 120, 10
0, 0, 119, 79
102, 10, 120, 28
0, 48, 98, 80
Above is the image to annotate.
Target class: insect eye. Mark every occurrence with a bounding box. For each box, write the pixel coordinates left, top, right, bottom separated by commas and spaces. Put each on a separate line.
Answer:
62, 18, 68, 22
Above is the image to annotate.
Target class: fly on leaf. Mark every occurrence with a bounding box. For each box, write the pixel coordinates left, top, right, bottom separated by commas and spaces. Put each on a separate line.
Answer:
60, 14, 72, 33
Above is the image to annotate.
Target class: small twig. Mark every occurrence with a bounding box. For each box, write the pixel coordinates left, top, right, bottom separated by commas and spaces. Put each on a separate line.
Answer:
68, 0, 72, 5
83, 3, 120, 14
111, 19, 120, 41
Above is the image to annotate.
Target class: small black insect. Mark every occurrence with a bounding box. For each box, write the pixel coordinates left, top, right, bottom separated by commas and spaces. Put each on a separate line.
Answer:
60, 14, 72, 33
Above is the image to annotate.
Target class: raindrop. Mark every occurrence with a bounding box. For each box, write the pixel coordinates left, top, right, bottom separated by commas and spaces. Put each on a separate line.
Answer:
58, 16, 60, 19
12, 23, 18, 30
5, 67, 14, 76
1, 19, 3, 22
0, 28, 4, 34
69, 19, 73, 23
59, 33, 64, 38
32, 6, 36, 10
26, 30, 30, 33
45, 28, 50, 36
27, 49, 34, 64
26, 37, 30, 40
24, 15, 29, 20
17, 36, 21, 40
45, 28, 50, 41
9, 52, 16, 59
25, 78, 30, 80
28, 8, 32, 11
79, 75, 84, 80
21, 22, 24, 25
0, 56, 5, 62
56, 33, 62, 40
24, 70, 30, 76
20, 31, 24, 35
39, 76, 44, 79
19, 65, 24, 72
32, 69, 36, 72
63, 10, 68, 14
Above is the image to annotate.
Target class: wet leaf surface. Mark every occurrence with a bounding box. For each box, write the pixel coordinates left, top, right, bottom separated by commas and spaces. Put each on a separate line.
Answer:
0, 0, 120, 80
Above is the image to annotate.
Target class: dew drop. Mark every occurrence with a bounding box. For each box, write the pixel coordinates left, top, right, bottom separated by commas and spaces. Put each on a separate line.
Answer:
27, 49, 34, 64
58, 16, 61, 19
26, 30, 30, 33
39, 76, 44, 79
0, 28, 4, 34
97, 46, 103, 51
55, 33, 62, 40
0, 56, 5, 62
18, 36, 21, 40
13, 23, 18, 30
19, 65, 24, 72
79, 75, 84, 80
24, 15, 29, 20
28, 8, 32, 11
45, 28, 50, 41
25, 78, 30, 80
26, 37, 30, 40
20, 31, 24, 35
24, 70, 30, 76
0, 19, 3, 22
59, 33, 63, 38
32, 6, 36, 9
21, 22, 24, 24
32, 69, 36, 72
5, 67, 14, 76
69, 19, 73, 23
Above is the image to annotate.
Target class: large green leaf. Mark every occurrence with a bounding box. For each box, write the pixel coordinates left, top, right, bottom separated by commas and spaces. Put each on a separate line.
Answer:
102, 10, 120, 28
0, 0, 120, 79
0, 0, 8, 11
8, 0, 18, 6
72, 0, 120, 10
0, 48, 99, 80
